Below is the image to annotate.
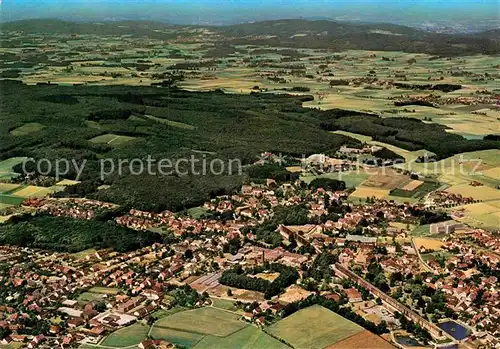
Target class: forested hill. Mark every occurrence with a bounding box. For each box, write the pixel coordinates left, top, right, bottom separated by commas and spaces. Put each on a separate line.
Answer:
2, 19, 499, 56
1, 81, 499, 212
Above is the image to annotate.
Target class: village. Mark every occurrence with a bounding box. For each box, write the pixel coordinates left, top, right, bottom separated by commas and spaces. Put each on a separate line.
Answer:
1, 172, 499, 349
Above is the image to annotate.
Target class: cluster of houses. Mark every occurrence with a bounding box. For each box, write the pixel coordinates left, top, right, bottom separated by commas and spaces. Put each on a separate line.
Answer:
3, 177, 499, 348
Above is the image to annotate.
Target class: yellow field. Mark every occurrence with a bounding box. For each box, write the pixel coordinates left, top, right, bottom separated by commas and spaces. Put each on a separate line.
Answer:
402, 180, 424, 191
414, 238, 444, 251
455, 201, 500, 229
12, 186, 54, 198
446, 184, 500, 201
482, 167, 500, 179
56, 179, 81, 186
0, 183, 21, 193
350, 187, 390, 199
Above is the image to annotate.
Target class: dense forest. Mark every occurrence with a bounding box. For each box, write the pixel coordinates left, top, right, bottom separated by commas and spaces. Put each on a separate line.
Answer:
0, 214, 162, 252
0, 81, 357, 211
319, 110, 500, 159
1, 81, 499, 211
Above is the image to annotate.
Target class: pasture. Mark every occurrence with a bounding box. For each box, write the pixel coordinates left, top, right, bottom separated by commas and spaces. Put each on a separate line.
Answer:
10, 122, 45, 136
152, 307, 246, 337
267, 305, 364, 349
101, 322, 149, 347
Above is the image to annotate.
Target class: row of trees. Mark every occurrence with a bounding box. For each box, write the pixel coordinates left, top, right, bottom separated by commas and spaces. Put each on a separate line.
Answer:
219, 263, 299, 299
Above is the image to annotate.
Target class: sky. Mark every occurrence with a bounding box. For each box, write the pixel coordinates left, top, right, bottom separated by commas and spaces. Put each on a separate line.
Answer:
2, 0, 499, 24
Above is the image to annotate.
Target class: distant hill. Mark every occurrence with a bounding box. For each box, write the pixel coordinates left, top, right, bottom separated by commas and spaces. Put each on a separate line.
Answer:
220, 19, 500, 55
2, 18, 498, 55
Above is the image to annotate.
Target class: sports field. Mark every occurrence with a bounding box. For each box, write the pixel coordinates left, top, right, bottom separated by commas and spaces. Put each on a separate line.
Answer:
267, 305, 364, 349
153, 307, 246, 337
101, 322, 149, 347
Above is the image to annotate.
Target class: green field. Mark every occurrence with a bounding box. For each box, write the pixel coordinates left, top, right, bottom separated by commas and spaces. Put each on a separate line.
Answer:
0, 194, 26, 206
150, 327, 205, 348
0, 157, 27, 180
267, 305, 363, 349
77, 292, 106, 303
153, 307, 246, 337
193, 325, 289, 349
210, 298, 239, 312
89, 133, 137, 146
301, 171, 370, 188
10, 122, 45, 136
389, 180, 442, 199
88, 286, 120, 295
101, 322, 149, 347
187, 206, 208, 219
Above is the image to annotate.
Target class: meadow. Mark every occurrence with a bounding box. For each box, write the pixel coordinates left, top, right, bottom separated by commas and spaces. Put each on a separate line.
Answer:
267, 305, 364, 349
101, 322, 150, 347
152, 307, 246, 337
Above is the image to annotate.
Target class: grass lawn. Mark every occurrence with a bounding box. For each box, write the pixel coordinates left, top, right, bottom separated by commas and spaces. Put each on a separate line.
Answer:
151, 306, 187, 319
89, 286, 120, 295
187, 206, 208, 219
101, 322, 149, 347
153, 307, 246, 337
267, 305, 363, 349
210, 298, 239, 312
77, 292, 105, 303
194, 326, 289, 349
410, 224, 432, 237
